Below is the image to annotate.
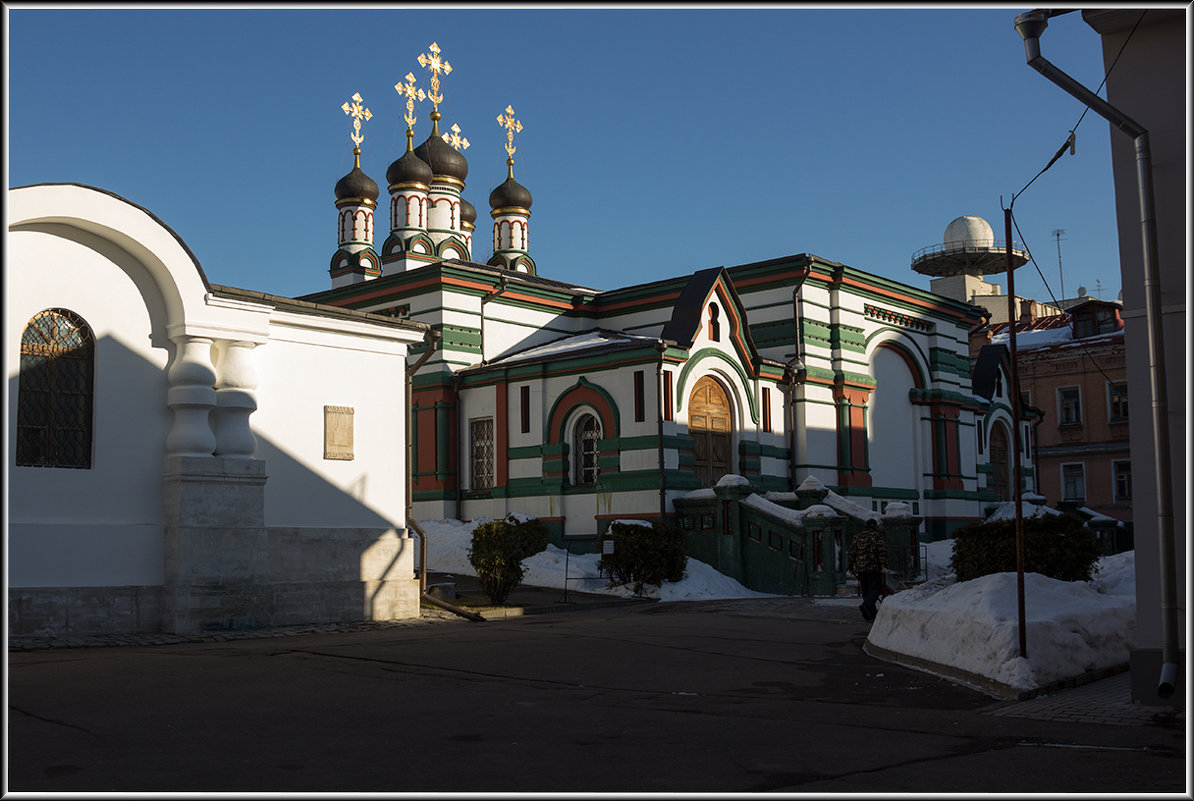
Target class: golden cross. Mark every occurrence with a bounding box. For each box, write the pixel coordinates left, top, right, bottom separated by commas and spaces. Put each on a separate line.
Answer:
417, 41, 452, 111
341, 92, 372, 148
496, 105, 523, 159
442, 123, 470, 152
394, 72, 425, 132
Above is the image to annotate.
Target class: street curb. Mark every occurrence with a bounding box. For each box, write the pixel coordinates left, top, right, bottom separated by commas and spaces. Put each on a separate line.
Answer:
863, 639, 1130, 701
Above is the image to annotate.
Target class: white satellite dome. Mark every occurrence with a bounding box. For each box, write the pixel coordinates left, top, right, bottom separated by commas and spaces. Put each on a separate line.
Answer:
943, 215, 994, 249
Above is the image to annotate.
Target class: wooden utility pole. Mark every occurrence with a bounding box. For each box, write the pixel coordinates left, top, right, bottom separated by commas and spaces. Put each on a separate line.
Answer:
1006, 208, 1027, 659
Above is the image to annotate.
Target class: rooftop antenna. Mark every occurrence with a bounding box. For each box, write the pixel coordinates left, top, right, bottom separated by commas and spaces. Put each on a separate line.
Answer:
1052, 228, 1067, 306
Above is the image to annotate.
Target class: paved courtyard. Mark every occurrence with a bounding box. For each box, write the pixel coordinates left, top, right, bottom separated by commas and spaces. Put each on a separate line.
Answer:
7, 597, 1187, 793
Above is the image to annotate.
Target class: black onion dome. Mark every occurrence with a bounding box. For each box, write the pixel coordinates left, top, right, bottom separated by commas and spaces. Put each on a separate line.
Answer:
413, 131, 469, 183
386, 147, 433, 188
334, 162, 379, 204
460, 197, 477, 226
489, 173, 532, 211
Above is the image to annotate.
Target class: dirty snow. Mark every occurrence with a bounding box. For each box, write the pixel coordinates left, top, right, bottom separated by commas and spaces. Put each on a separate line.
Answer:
417, 515, 1138, 693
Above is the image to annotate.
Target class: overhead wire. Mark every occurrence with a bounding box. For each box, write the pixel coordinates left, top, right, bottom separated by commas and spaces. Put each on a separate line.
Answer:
998, 11, 1146, 385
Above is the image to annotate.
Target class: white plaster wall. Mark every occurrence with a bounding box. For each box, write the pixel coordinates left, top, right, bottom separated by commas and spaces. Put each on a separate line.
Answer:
7, 225, 172, 588
867, 346, 922, 494
252, 313, 414, 529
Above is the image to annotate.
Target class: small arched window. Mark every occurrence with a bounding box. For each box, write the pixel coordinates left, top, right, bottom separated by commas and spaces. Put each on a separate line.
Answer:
573, 412, 602, 485
17, 308, 95, 469
707, 303, 721, 342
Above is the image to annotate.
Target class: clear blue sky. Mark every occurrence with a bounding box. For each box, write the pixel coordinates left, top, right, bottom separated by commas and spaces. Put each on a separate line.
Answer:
8, 7, 1130, 305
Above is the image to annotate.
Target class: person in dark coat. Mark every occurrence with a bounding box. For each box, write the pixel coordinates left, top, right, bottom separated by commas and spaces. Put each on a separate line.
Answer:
847, 518, 888, 622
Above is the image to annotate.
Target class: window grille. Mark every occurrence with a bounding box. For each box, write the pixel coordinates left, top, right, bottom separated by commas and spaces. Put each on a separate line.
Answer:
17, 309, 94, 469
574, 413, 601, 485
470, 417, 494, 490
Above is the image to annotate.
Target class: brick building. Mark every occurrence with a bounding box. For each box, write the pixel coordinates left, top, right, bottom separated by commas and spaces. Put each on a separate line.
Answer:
981, 298, 1130, 522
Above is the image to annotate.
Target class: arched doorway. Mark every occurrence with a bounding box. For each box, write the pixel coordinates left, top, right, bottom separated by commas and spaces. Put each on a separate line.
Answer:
989, 422, 1011, 501
689, 376, 732, 487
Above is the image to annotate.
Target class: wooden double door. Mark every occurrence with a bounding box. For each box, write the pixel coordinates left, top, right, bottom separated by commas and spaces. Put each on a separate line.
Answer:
689, 376, 732, 488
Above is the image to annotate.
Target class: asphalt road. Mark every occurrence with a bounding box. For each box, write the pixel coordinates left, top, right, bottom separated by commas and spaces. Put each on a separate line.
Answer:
7, 598, 1186, 793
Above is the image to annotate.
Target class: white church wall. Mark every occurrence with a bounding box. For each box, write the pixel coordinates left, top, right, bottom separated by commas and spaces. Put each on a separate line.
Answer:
7, 220, 173, 589
252, 311, 414, 528
866, 343, 924, 496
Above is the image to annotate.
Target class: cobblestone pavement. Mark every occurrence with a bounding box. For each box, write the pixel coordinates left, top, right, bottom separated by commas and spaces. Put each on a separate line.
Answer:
984, 671, 1186, 728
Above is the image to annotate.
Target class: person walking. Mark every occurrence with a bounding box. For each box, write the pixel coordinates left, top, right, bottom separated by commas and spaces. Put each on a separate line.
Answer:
847, 518, 888, 622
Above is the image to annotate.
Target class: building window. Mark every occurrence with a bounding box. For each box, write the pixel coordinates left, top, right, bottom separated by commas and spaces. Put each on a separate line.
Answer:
17, 308, 95, 469
663, 370, 674, 422
634, 370, 645, 423
520, 385, 531, 434
573, 413, 601, 485
707, 303, 721, 342
762, 387, 772, 433
994, 371, 1003, 398
977, 424, 984, 455
1058, 386, 1082, 426
470, 417, 494, 490
1062, 463, 1086, 502
1113, 459, 1132, 501
1107, 381, 1128, 422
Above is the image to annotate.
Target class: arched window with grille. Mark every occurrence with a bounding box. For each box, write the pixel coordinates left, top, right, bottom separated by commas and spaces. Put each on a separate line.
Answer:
572, 412, 601, 486
16, 308, 95, 469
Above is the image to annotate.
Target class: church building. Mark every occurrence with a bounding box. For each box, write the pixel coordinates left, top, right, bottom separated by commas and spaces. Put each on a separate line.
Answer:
301, 43, 1026, 544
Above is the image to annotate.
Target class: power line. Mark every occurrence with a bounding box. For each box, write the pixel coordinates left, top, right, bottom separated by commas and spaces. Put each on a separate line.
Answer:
1010, 10, 1146, 207
1009, 209, 1118, 388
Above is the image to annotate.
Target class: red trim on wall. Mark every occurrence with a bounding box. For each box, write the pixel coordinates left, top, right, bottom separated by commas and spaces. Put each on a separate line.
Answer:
546, 385, 616, 444
835, 386, 873, 488
496, 382, 509, 489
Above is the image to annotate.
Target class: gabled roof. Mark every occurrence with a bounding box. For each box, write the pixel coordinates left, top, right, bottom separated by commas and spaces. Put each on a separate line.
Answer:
971, 343, 1010, 401
660, 267, 760, 370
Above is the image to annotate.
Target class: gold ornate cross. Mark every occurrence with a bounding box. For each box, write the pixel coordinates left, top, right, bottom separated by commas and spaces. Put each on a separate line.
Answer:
417, 42, 452, 111
394, 72, 425, 132
442, 123, 470, 152
496, 105, 523, 159
341, 92, 372, 148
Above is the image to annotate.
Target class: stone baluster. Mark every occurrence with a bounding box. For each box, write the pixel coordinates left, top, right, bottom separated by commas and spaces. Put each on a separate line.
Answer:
212, 339, 259, 458
166, 337, 217, 456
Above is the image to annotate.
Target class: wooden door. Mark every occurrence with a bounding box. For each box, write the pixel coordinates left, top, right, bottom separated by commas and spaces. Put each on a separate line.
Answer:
689, 376, 732, 487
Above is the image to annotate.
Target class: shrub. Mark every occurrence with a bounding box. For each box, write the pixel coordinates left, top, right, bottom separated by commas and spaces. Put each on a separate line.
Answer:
467, 515, 548, 606
950, 513, 1101, 583
597, 520, 687, 596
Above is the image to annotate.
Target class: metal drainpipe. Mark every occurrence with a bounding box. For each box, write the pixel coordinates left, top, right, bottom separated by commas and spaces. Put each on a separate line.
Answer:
1014, 9, 1178, 698
406, 328, 485, 623
452, 372, 464, 523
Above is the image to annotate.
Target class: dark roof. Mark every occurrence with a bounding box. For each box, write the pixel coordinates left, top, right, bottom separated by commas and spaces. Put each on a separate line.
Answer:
414, 127, 468, 183
971, 343, 1009, 401
209, 283, 429, 333
489, 173, 532, 210
386, 148, 434, 188
334, 163, 379, 204
661, 267, 725, 348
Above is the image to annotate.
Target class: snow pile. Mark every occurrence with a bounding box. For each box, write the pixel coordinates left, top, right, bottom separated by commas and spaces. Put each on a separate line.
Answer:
868, 571, 1136, 690
741, 494, 810, 527
416, 517, 768, 601
869, 545, 1137, 691
821, 489, 881, 522
985, 499, 1061, 521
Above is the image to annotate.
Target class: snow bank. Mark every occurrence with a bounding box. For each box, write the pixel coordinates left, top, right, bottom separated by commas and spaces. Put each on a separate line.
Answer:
416, 517, 767, 601
868, 569, 1136, 690
985, 500, 1061, 521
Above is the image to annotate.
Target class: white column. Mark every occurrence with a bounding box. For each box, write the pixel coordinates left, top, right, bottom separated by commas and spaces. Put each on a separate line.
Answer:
212, 339, 259, 458
166, 336, 217, 457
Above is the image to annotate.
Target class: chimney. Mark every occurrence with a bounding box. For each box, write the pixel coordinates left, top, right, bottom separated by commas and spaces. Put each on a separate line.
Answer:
1019, 298, 1036, 324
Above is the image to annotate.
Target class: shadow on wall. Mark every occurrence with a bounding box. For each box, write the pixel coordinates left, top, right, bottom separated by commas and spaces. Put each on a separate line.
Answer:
8, 334, 417, 636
